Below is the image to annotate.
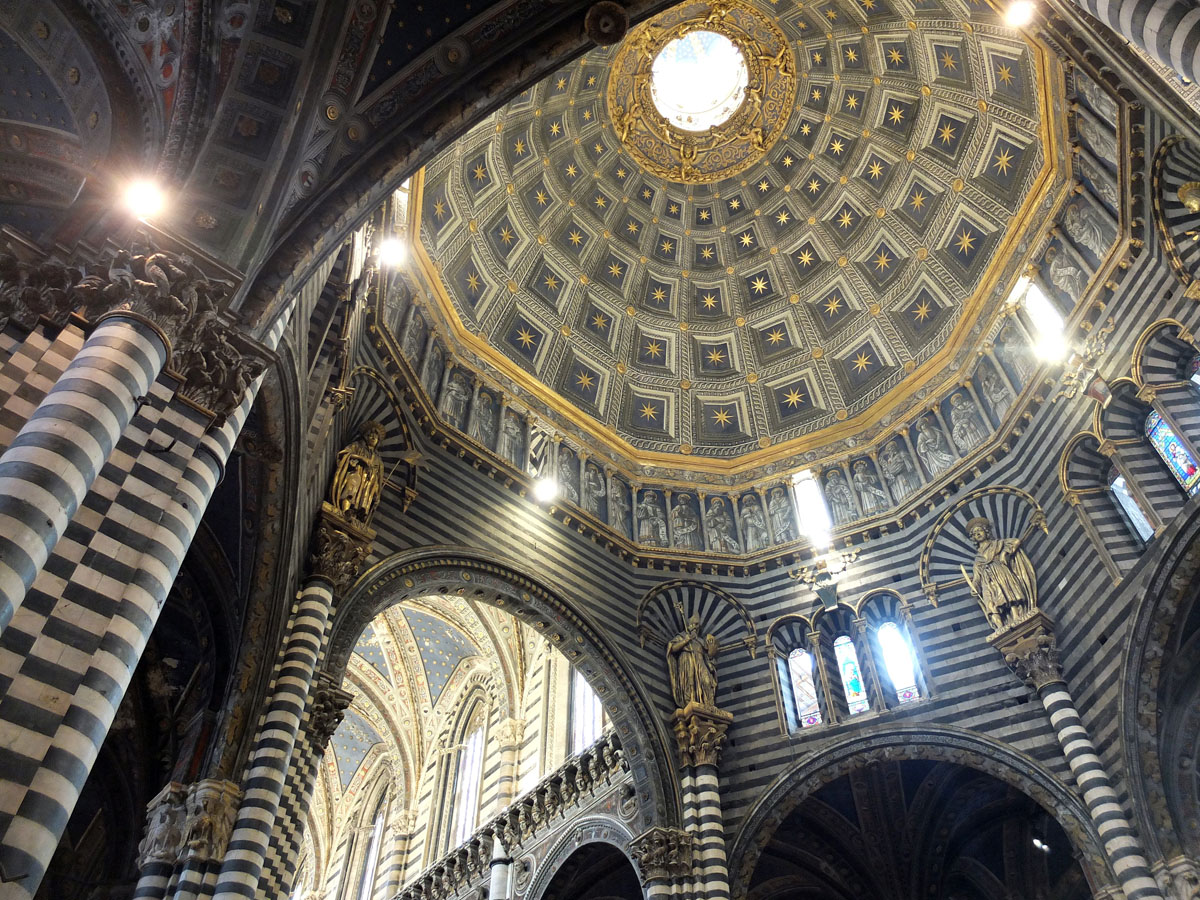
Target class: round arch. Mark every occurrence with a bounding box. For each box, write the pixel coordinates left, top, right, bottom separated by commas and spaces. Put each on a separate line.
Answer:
526, 820, 640, 900
1119, 502, 1200, 862
727, 725, 1117, 899
327, 545, 677, 831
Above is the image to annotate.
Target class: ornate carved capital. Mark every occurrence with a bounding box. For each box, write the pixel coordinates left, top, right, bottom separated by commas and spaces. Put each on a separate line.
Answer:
494, 717, 525, 747
309, 672, 354, 750
989, 610, 1063, 691
172, 311, 269, 420
180, 779, 241, 864
137, 782, 188, 869
629, 826, 695, 884
671, 702, 734, 768
310, 506, 374, 593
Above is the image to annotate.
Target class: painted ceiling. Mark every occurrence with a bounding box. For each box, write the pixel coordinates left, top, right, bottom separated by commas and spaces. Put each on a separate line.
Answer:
413, 0, 1067, 471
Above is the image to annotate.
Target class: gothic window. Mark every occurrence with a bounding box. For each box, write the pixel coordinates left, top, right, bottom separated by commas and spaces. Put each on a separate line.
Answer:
450, 720, 485, 848
876, 622, 920, 704
568, 666, 604, 754
1108, 466, 1155, 541
1145, 410, 1200, 495
1188, 355, 1200, 389
355, 802, 386, 900
833, 635, 871, 715
786, 648, 822, 728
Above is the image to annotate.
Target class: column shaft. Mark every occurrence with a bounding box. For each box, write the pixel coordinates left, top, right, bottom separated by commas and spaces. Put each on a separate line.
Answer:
0, 315, 166, 632
690, 764, 730, 900
211, 580, 334, 900
1039, 681, 1165, 900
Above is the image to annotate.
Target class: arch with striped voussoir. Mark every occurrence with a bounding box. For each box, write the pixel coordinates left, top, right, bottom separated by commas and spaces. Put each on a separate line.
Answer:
525, 817, 638, 900
1120, 502, 1200, 868
1151, 136, 1200, 295
855, 589, 932, 709
727, 726, 1119, 900
766, 615, 828, 735
635, 579, 759, 664
327, 546, 679, 832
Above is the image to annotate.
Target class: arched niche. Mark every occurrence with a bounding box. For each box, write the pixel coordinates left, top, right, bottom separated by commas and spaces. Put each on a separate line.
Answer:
327, 546, 676, 831
525, 820, 639, 900
728, 726, 1117, 899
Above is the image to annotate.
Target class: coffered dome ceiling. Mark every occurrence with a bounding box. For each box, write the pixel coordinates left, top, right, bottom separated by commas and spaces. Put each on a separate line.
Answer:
412, 0, 1068, 474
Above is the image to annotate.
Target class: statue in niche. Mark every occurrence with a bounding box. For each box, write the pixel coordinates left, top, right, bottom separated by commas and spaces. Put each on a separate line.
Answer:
610, 480, 631, 535
962, 516, 1039, 631
557, 451, 579, 503
740, 496, 770, 552
1081, 154, 1120, 210
637, 491, 668, 546
440, 374, 469, 428
880, 439, 919, 499
997, 323, 1035, 385
1064, 202, 1112, 260
499, 411, 524, 465
671, 494, 703, 550
666, 614, 719, 710
1047, 245, 1088, 299
706, 497, 741, 553
915, 417, 955, 476
1075, 74, 1117, 121
980, 366, 1013, 420
768, 486, 795, 542
583, 464, 606, 517
825, 470, 856, 525
330, 421, 386, 526
852, 460, 889, 515
472, 391, 497, 448
1076, 113, 1117, 160
403, 314, 427, 364
949, 393, 987, 451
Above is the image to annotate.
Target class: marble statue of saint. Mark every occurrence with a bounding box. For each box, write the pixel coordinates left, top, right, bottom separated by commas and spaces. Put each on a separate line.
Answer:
499, 412, 523, 465
666, 614, 719, 710
637, 491, 668, 546
949, 393, 987, 451
671, 494, 703, 550
1048, 246, 1088, 299
705, 497, 741, 553
1064, 202, 1111, 260
997, 324, 1035, 385
768, 486, 794, 542
916, 418, 956, 476
583, 465, 606, 516
557, 452, 579, 503
330, 421, 386, 525
852, 460, 889, 515
980, 367, 1013, 420
963, 516, 1039, 630
740, 496, 770, 552
880, 439, 919, 499
610, 481, 630, 534
472, 392, 496, 448
441, 375, 469, 427
825, 470, 856, 525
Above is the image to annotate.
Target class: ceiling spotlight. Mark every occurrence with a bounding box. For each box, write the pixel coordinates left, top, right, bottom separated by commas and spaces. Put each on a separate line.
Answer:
1005, 0, 1035, 27
124, 179, 165, 220
377, 237, 407, 267
1031, 837, 1051, 854
534, 477, 559, 502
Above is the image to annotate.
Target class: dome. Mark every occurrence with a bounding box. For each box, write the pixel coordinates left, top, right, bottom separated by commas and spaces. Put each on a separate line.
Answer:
412, 0, 1069, 477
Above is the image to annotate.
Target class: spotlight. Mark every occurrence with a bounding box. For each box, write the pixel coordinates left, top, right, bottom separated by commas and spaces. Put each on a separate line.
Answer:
124, 179, 165, 220
377, 237, 407, 267
534, 477, 559, 502
1031, 837, 1051, 854
1005, 0, 1035, 26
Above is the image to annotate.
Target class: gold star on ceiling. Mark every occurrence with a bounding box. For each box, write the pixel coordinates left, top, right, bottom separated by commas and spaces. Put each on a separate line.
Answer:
825, 294, 843, 316
608, 261, 623, 277
639, 403, 658, 421
912, 300, 932, 321
750, 276, 769, 294
473, 164, 488, 181
812, 88, 823, 101
888, 105, 905, 124
652, 286, 668, 301
766, 328, 786, 344
996, 63, 1015, 85
782, 154, 795, 167
712, 407, 734, 427
955, 228, 977, 255
565, 163, 577, 176
845, 94, 859, 110
808, 178, 822, 194
616, 167, 627, 179
940, 50, 958, 71
784, 387, 806, 408
549, 121, 562, 136
800, 122, 812, 135
758, 179, 770, 192
938, 122, 957, 145
642, 188, 653, 200
669, 203, 680, 214
569, 230, 584, 246
853, 351, 873, 372
499, 226, 515, 245
699, 209, 711, 221
739, 232, 755, 247
660, 240, 674, 254
812, 51, 823, 64
797, 248, 815, 266
825, 7, 838, 18
874, 249, 892, 270
992, 147, 1014, 175
867, 161, 884, 179
591, 312, 609, 329
837, 209, 855, 229
516, 327, 537, 348
729, 197, 741, 210
888, 48, 905, 65
909, 189, 926, 211
594, 194, 607, 208
701, 293, 719, 308
513, 138, 526, 155
543, 274, 559, 290
466, 272, 481, 292
587, 74, 596, 86
626, 220, 639, 234
582, 109, 592, 121
556, 77, 566, 89
829, 138, 846, 155
776, 210, 791, 226
433, 198, 447, 218
845, 47, 859, 62
576, 371, 595, 390
700, 246, 715, 260
644, 340, 664, 359
860, 0, 876, 9
535, 190, 548, 206
707, 347, 727, 364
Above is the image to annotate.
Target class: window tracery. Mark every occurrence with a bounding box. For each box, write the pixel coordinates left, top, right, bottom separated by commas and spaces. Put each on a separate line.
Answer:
876, 622, 920, 705
785, 648, 822, 729
1108, 467, 1155, 541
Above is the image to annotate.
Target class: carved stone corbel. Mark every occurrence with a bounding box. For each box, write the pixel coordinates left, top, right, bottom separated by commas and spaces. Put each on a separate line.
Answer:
310, 510, 374, 594
309, 671, 354, 751
671, 701, 734, 768
137, 782, 188, 869
179, 779, 241, 864
989, 610, 1063, 692
628, 826, 695, 884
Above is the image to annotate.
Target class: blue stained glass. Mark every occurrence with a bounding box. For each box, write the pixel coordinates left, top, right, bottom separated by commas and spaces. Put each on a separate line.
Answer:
833, 635, 871, 715
1146, 411, 1200, 496
787, 648, 822, 728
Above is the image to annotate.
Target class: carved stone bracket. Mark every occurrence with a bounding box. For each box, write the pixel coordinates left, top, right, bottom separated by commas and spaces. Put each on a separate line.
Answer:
309, 671, 354, 751
180, 779, 242, 865
629, 826, 695, 884
137, 782, 188, 868
671, 702, 734, 768
1153, 855, 1200, 900
310, 504, 375, 593
989, 610, 1063, 692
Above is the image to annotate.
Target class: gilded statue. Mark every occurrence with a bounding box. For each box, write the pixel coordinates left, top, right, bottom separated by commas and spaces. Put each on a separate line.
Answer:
666, 614, 719, 709
330, 421, 386, 526
962, 516, 1039, 630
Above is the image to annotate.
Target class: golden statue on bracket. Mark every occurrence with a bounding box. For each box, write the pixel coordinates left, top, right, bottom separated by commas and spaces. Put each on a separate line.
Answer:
961, 515, 1041, 631
666, 614, 720, 709
329, 420, 387, 527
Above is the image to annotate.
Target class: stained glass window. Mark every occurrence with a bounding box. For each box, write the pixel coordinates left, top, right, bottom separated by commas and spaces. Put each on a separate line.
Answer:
786, 648, 822, 728
1145, 411, 1200, 495
877, 622, 920, 704
1108, 470, 1154, 541
569, 667, 604, 754
451, 723, 484, 848
355, 805, 385, 900
833, 635, 871, 715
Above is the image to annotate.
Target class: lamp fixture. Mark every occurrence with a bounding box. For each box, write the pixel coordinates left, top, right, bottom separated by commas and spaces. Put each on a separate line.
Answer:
376, 237, 408, 267
123, 179, 165, 220
533, 476, 559, 502
1004, 0, 1035, 27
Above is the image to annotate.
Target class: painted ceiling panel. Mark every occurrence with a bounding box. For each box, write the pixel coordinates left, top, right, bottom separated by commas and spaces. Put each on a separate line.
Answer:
402, 608, 478, 706
330, 707, 382, 790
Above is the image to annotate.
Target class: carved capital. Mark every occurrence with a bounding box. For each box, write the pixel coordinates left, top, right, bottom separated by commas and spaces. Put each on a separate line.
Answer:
494, 717, 525, 747
629, 827, 695, 884
172, 314, 269, 420
309, 672, 354, 750
310, 506, 375, 593
180, 779, 241, 864
1153, 855, 1200, 900
671, 702, 734, 768
137, 782, 188, 869
989, 610, 1063, 691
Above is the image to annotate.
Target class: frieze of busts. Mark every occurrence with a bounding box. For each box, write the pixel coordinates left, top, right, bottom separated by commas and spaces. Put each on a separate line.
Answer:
628, 826, 695, 884
180, 779, 241, 864
309, 672, 354, 750
137, 782, 187, 868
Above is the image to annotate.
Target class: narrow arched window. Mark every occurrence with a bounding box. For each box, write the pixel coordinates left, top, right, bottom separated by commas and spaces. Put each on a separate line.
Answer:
786, 648, 822, 728
1188, 355, 1200, 389
833, 636, 870, 715
1145, 411, 1200, 495
569, 667, 604, 754
355, 804, 386, 900
877, 623, 919, 704
450, 724, 484, 848
1107, 467, 1154, 541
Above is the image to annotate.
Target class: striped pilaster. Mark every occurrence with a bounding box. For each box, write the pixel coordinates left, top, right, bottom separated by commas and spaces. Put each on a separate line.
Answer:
0, 315, 166, 634
689, 764, 730, 900
211, 580, 335, 900
1074, 0, 1200, 82
1039, 682, 1165, 900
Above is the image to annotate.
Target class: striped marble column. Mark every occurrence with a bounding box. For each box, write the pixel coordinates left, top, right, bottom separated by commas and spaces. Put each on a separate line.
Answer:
0, 314, 166, 634
210, 580, 334, 900
629, 826, 694, 899
689, 764, 730, 900
997, 612, 1164, 900
1071, 0, 1200, 83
